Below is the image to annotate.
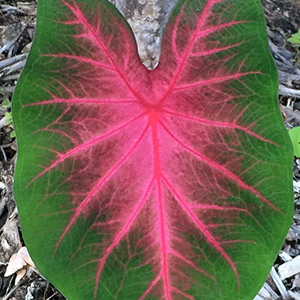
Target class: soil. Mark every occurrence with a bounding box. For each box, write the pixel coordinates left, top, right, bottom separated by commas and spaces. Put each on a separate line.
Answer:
0, 1, 299, 300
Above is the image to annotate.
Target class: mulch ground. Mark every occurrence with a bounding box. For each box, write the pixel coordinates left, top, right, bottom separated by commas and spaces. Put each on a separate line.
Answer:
0, 0, 299, 299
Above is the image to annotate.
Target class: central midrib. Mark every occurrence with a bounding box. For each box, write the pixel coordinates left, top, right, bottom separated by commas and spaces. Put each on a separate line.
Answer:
150, 110, 172, 300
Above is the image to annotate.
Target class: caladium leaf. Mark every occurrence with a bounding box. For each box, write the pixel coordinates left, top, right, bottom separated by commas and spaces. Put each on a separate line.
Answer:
12, 0, 293, 299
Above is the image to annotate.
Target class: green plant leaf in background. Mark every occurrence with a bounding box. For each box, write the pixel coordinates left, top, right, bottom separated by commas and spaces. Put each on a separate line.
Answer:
288, 29, 300, 45
2, 98, 15, 137
289, 127, 300, 157
12, 0, 294, 299
4, 112, 12, 126
2, 98, 11, 108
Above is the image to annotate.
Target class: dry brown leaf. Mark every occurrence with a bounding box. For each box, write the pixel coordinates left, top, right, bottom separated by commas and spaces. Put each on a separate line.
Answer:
4, 251, 26, 277
4, 246, 36, 282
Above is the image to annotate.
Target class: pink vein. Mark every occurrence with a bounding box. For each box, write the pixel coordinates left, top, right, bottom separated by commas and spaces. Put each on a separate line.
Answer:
167, 247, 216, 282
138, 273, 162, 300
158, 0, 246, 105
162, 109, 278, 145
151, 116, 171, 300
26, 113, 145, 187
191, 204, 260, 226
94, 177, 155, 299
174, 70, 260, 91
162, 175, 240, 289
42, 54, 116, 70
55, 123, 150, 256
159, 121, 282, 213
25, 98, 137, 106
61, 0, 144, 104
189, 42, 243, 57
171, 11, 182, 61
196, 20, 247, 38
172, 287, 195, 300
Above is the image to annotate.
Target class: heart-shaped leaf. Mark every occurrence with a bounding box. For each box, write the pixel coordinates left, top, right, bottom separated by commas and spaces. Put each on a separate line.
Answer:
13, 0, 293, 299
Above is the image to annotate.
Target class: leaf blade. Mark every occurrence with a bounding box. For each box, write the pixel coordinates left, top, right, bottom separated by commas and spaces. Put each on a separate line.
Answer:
13, 0, 294, 299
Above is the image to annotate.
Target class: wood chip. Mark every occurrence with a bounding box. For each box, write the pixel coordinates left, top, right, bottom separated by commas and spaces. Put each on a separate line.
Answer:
254, 282, 280, 300
279, 84, 300, 98
279, 251, 293, 262
263, 282, 280, 299
254, 286, 271, 300
289, 291, 300, 300
278, 256, 300, 280
270, 267, 289, 299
